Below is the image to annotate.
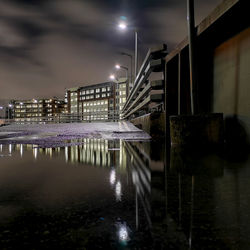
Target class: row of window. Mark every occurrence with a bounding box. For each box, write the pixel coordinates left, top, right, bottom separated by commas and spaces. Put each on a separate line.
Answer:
79, 93, 111, 100
15, 109, 53, 113
83, 108, 108, 112
15, 104, 56, 109
83, 100, 108, 106
80, 87, 111, 95
15, 114, 42, 117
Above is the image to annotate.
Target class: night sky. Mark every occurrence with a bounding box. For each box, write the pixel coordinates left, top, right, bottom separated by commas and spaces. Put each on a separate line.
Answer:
0, 0, 222, 101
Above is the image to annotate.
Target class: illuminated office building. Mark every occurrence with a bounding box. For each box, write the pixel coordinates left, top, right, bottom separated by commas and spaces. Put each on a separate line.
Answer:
66, 79, 127, 121
12, 98, 66, 122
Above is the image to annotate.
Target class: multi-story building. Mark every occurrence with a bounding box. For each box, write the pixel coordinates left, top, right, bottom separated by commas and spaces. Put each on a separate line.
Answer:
12, 98, 66, 122
116, 78, 127, 114
66, 79, 128, 121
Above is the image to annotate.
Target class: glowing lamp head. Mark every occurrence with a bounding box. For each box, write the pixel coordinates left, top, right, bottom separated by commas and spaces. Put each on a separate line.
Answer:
109, 74, 116, 80
115, 64, 121, 69
8, 104, 13, 107
20, 102, 23, 105
118, 22, 127, 30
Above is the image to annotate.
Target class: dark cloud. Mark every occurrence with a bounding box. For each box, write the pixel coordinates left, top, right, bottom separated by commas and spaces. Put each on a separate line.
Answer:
0, 0, 222, 100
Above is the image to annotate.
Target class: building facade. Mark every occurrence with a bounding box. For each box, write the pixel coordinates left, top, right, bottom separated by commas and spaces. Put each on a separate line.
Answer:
66, 79, 127, 121
12, 98, 66, 122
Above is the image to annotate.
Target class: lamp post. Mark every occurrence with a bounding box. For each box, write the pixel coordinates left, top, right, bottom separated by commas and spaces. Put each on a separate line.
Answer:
0, 106, 3, 119
109, 74, 119, 121
119, 52, 133, 86
118, 22, 138, 84
8, 104, 13, 121
115, 64, 129, 97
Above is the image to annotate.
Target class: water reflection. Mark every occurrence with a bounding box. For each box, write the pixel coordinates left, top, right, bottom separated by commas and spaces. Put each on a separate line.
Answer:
109, 168, 116, 185
1, 140, 250, 249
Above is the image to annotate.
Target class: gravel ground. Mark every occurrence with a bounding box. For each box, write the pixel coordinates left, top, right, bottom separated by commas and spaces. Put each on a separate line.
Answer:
0, 122, 150, 147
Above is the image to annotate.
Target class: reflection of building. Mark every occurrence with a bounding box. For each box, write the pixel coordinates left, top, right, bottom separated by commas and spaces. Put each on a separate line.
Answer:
66, 79, 127, 121
11, 98, 66, 122
2, 139, 128, 170
65, 139, 128, 168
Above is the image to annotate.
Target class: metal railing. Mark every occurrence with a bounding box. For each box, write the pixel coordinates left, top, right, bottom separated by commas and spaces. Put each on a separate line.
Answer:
1, 111, 121, 124
122, 44, 167, 120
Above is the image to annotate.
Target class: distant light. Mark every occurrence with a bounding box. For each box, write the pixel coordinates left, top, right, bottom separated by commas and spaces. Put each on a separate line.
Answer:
8, 104, 13, 107
20, 102, 23, 105
118, 22, 127, 30
0, 106, 3, 110
115, 64, 121, 69
33, 99, 38, 103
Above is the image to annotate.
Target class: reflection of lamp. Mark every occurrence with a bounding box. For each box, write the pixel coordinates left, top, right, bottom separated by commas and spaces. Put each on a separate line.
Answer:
115, 181, 122, 201
33, 147, 38, 159
119, 224, 128, 241
110, 169, 116, 185
116, 221, 131, 243
65, 146, 68, 162
20, 144, 23, 157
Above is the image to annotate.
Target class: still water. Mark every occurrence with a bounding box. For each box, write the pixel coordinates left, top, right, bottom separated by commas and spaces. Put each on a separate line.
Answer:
0, 140, 250, 249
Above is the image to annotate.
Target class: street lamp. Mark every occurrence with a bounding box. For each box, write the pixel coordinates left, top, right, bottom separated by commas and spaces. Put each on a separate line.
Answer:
118, 22, 127, 30
118, 21, 138, 83
109, 74, 117, 81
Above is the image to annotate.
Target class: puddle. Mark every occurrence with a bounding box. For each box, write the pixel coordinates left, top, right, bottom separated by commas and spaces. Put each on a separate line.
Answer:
0, 140, 250, 249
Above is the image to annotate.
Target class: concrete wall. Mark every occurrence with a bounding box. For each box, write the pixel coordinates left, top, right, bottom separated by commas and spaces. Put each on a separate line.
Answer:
213, 27, 250, 140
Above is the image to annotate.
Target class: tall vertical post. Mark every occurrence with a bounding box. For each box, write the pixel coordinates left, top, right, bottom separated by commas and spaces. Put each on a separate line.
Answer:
178, 53, 181, 115
135, 30, 138, 83
187, 0, 196, 115
130, 54, 133, 87
125, 69, 129, 98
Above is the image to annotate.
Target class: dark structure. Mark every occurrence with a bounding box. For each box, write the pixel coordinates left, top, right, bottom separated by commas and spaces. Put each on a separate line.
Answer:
123, 0, 250, 144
